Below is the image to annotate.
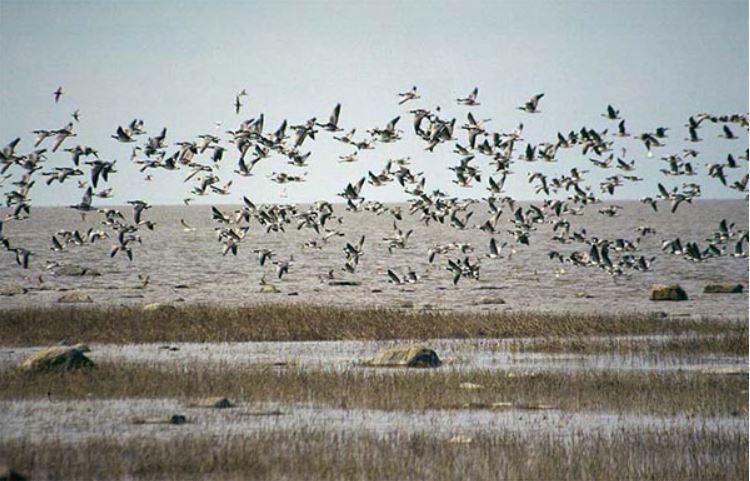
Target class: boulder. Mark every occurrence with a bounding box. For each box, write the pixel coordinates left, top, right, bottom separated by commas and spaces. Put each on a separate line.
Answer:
52, 264, 100, 277
19, 346, 94, 372
142, 303, 177, 313
366, 345, 441, 368
328, 280, 361, 286
478, 296, 506, 305
133, 414, 187, 425
649, 284, 688, 301
0, 283, 26, 296
0, 466, 28, 481
703, 283, 743, 294
57, 292, 93, 303
192, 397, 234, 409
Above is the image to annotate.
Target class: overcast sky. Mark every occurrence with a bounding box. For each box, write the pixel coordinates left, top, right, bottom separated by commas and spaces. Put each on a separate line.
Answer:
0, 0, 747, 206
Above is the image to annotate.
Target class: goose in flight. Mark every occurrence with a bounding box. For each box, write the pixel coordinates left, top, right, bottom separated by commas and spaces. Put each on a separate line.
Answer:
518, 93, 544, 113
70, 187, 94, 212
601, 105, 620, 120
718, 125, 737, 139
111, 126, 135, 143
486, 237, 507, 259
254, 248, 274, 266
127, 200, 151, 223
53, 86, 64, 103
274, 258, 291, 279
456, 87, 479, 106
180, 219, 196, 232
13, 248, 32, 269
398, 86, 420, 105
316, 103, 343, 132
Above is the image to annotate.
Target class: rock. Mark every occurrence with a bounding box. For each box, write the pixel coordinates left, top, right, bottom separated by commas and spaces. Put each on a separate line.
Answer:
0, 283, 26, 296
142, 303, 177, 313
448, 435, 473, 444
191, 397, 234, 409
366, 345, 441, 368
412, 303, 436, 311
133, 414, 187, 425
57, 292, 93, 304
19, 346, 94, 372
703, 283, 743, 294
0, 466, 28, 481
52, 264, 100, 277
649, 284, 688, 301
259, 285, 280, 294
71, 343, 91, 352
328, 280, 361, 286
478, 296, 506, 305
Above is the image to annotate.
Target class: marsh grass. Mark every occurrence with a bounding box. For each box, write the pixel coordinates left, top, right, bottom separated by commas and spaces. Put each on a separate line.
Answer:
0, 426, 746, 481
508, 331, 749, 356
1, 363, 746, 416
0, 304, 742, 346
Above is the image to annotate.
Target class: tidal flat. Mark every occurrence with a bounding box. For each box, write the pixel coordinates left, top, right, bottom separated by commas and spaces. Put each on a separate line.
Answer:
0, 303, 747, 480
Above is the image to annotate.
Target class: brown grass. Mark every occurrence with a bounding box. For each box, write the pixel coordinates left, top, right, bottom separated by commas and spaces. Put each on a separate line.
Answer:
0, 426, 746, 481
1, 363, 746, 416
509, 331, 749, 356
0, 303, 742, 346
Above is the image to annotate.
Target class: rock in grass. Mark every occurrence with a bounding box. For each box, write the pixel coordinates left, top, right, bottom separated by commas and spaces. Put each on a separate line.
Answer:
142, 303, 177, 313
191, 397, 234, 409
703, 283, 743, 294
0, 466, 28, 481
328, 280, 361, 286
133, 414, 187, 425
19, 346, 94, 373
649, 284, 688, 301
478, 296, 506, 305
366, 345, 441, 368
57, 291, 93, 303
0, 283, 27, 296
52, 263, 100, 277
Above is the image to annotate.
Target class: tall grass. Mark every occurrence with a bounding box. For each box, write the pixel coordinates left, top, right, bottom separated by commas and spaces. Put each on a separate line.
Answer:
0, 304, 742, 345
1, 363, 746, 416
0, 426, 746, 481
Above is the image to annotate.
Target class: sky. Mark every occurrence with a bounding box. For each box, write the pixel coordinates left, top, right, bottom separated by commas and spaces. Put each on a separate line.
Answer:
0, 0, 748, 206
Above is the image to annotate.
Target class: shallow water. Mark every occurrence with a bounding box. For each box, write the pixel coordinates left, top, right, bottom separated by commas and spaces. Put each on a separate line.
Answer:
0, 398, 744, 444
1, 200, 748, 317
1, 336, 746, 374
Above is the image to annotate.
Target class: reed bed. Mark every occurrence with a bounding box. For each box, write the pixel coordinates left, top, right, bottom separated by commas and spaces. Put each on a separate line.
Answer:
0, 303, 741, 346
1, 425, 746, 481
1, 363, 746, 416
507, 331, 749, 356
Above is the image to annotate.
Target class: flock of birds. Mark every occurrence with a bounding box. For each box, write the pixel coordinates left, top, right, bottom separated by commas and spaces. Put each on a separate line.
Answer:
0, 85, 748, 290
